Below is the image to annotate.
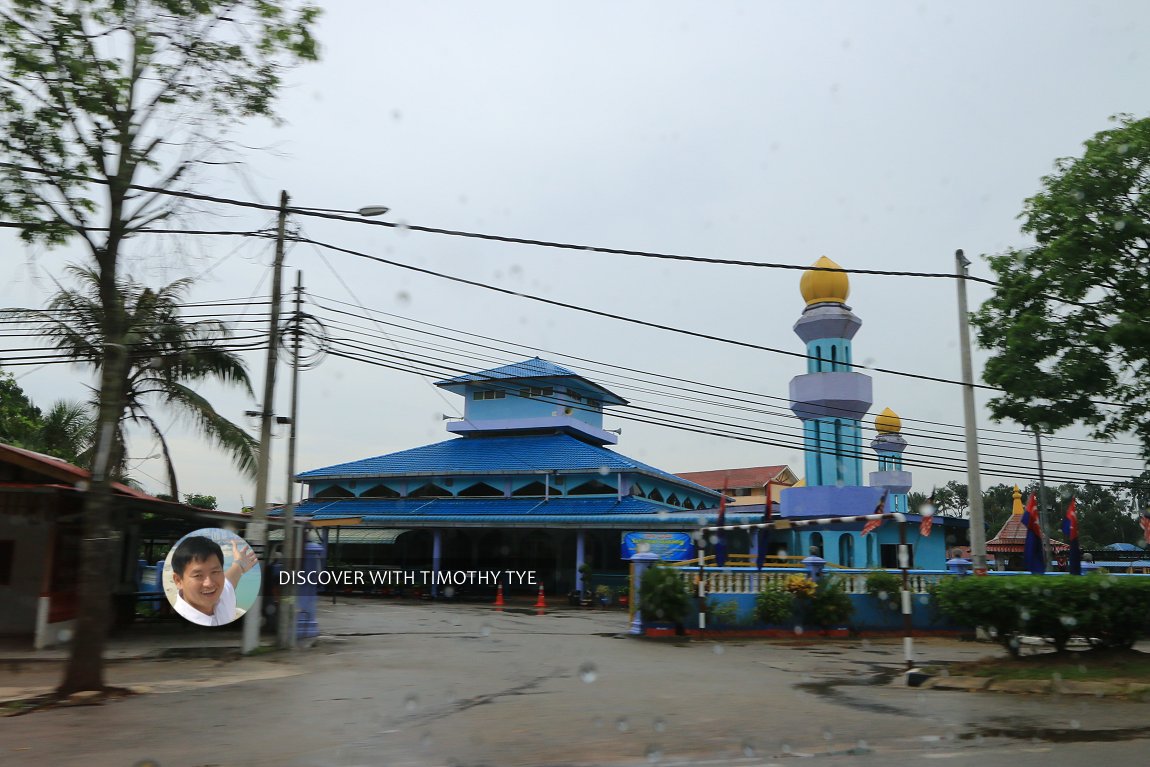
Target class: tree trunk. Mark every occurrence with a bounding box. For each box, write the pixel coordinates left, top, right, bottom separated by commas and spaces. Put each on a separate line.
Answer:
58, 347, 128, 695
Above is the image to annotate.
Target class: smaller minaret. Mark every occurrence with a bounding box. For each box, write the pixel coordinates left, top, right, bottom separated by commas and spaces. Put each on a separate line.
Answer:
869, 407, 912, 514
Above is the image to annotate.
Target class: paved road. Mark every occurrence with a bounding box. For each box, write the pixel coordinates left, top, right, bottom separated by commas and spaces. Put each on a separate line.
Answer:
2, 599, 1148, 766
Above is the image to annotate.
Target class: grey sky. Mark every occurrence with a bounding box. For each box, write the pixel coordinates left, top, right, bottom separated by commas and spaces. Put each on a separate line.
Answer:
3, 1, 1148, 510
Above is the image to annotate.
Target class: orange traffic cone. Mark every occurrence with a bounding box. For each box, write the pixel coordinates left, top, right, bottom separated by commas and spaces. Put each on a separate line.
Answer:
533, 582, 546, 610
494, 583, 504, 609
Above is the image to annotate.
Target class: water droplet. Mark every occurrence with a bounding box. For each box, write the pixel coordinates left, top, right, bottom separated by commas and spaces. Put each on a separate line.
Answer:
654, 717, 666, 732
404, 693, 419, 712
443, 586, 455, 598
617, 717, 630, 732
742, 741, 756, 757
794, 625, 804, 636
645, 745, 663, 763
1070, 719, 1080, 729
419, 733, 432, 749
712, 643, 725, 656
396, 290, 411, 304
480, 623, 492, 637
593, 716, 604, 728
1113, 219, 1126, 231
579, 662, 598, 683
395, 220, 410, 234
598, 465, 611, 476
822, 728, 833, 741
57, 628, 73, 642
878, 590, 889, 600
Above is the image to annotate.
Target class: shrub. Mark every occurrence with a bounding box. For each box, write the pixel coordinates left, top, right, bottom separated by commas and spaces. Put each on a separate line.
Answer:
784, 574, 818, 598
804, 576, 854, 628
754, 584, 794, 625
864, 570, 903, 600
934, 575, 1150, 656
640, 565, 691, 633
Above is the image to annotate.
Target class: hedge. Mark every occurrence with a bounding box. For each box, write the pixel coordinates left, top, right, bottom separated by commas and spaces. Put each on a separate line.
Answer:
933, 574, 1150, 655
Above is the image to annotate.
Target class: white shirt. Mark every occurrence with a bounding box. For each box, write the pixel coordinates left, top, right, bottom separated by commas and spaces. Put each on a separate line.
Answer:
175, 579, 238, 626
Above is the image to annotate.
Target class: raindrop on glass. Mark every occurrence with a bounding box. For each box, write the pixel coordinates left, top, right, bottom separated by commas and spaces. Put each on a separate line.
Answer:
579, 662, 598, 683
654, 717, 666, 732
645, 745, 663, 763
480, 623, 492, 637
617, 717, 630, 732
404, 693, 419, 712
712, 643, 725, 656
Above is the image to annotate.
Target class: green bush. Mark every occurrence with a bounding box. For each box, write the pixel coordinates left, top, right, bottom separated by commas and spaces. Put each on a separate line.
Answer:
802, 576, 854, 629
754, 584, 794, 625
640, 565, 691, 633
934, 575, 1150, 656
864, 570, 903, 600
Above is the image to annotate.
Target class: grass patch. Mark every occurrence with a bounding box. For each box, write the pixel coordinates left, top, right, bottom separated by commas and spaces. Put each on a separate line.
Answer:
948, 648, 1150, 682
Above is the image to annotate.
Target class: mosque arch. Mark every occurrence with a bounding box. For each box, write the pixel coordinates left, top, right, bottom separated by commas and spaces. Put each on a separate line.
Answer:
809, 531, 824, 556
568, 479, 617, 496
361, 483, 400, 499
409, 482, 452, 498
838, 534, 854, 567
512, 480, 548, 497
458, 481, 504, 498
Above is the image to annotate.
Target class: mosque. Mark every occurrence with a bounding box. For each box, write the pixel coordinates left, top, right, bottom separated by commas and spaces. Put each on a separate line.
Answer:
289, 257, 961, 593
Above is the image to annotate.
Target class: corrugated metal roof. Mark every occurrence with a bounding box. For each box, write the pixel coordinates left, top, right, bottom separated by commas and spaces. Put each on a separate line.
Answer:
675, 466, 794, 490
434, 357, 627, 405
292, 496, 760, 526
296, 433, 718, 496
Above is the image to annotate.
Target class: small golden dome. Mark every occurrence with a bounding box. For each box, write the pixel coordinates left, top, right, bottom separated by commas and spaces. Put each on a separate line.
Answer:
1011, 485, 1023, 517
799, 256, 850, 306
875, 407, 901, 434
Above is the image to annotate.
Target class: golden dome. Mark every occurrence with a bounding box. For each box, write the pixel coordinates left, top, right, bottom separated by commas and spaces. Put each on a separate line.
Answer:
1011, 486, 1023, 517
875, 407, 901, 434
799, 256, 850, 306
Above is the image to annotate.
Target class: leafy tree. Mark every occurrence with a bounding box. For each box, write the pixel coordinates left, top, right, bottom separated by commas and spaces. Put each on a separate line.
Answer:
36, 400, 96, 467
28, 265, 257, 500
981, 483, 1018, 537
640, 565, 691, 634
933, 481, 968, 518
0, 0, 319, 696
972, 114, 1150, 458
183, 493, 218, 510
0, 369, 43, 447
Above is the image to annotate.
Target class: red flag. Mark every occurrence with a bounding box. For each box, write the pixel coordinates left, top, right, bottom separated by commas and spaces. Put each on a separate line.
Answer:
919, 491, 936, 537
1061, 497, 1080, 575
1023, 493, 1043, 537
861, 491, 888, 535
1140, 511, 1150, 544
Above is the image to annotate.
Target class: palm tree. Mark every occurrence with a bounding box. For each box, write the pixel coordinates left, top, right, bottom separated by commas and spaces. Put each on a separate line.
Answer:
35, 400, 96, 467
27, 265, 258, 498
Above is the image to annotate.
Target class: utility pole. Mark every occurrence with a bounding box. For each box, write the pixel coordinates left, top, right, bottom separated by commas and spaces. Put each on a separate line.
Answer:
955, 249, 988, 575
243, 190, 289, 654
277, 270, 304, 649
1033, 425, 1051, 569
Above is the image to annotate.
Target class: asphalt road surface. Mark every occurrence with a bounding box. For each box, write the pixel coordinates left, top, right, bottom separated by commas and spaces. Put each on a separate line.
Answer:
2, 598, 1148, 766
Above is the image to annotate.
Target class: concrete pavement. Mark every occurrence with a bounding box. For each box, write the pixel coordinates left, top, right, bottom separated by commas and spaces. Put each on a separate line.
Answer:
2, 598, 1148, 766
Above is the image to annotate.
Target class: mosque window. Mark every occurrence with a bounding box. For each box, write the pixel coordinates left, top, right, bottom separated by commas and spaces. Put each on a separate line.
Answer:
834, 419, 844, 482
683, 498, 695, 510
839, 535, 854, 567
361, 484, 400, 499
518, 386, 554, 398
881, 543, 913, 569
314, 484, 354, 499
472, 389, 507, 400
512, 480, 548, 497
569, 479, 617, 495
565, 388, 584, 402
458, 481, 504, 497
666, 493, 681, 506
409, 482, 452, 498
647, 487, 664, 502
831, 346, 838, 370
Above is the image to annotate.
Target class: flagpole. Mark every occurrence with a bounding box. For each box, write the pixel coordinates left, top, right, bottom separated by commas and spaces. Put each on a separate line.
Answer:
1032, 426, 1052, 570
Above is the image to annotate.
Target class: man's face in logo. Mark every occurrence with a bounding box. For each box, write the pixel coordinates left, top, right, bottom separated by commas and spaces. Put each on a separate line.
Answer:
173, 554, 225, 616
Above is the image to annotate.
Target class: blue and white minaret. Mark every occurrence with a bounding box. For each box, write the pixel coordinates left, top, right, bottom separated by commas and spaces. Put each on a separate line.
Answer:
788, 256, 873, 487
869, 407, 912, 514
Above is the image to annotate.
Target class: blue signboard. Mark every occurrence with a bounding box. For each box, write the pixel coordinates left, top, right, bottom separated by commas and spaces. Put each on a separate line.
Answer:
621, 532, 694, 561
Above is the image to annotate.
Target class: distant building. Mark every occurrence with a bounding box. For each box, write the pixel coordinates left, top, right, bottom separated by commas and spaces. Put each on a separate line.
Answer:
674, 465, 797, 507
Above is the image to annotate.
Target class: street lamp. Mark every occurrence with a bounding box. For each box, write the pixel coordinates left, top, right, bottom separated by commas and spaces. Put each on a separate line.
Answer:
357, 205, 390, 217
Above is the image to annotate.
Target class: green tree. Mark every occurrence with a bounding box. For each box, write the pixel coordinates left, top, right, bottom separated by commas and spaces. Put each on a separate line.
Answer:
0, 0, 319, 696
0, 369, 43, 447
184, 493, 217, 510
933, 481, 968, 518
972, 114, 1150, 457
36, 400, 96, 467
29, 265, 258, 500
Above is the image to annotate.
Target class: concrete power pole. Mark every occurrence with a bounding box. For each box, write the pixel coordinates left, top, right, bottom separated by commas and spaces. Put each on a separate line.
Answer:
955, 249, 988, 575
243, 190, 289, 654
277, 270, 304, 649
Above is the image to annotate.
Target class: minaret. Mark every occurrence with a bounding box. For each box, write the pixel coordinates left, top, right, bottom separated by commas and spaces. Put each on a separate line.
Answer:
789, 257, 873, 486
869, 407, 912, 514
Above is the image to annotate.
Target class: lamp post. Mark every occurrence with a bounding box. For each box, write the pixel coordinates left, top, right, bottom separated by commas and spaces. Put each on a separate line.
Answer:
954, 249, 988, 575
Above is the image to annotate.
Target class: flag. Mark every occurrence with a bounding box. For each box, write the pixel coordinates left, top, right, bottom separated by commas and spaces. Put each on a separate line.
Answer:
715, 478, 728, 567
861, 491, 889, 536
1021, 493, 1046, 574
1061, 497, 1081, 575
919, 491, 936, 537
1141, 510, 1150, 545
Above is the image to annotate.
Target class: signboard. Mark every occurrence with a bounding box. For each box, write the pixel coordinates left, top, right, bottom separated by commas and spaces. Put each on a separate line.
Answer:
621, 532, 694, 561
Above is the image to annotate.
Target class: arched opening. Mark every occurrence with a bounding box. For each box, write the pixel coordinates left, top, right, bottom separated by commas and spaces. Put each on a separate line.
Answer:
568, 479, 617, 495
647, 487, 664, 503
838, 534, 854, 567
512, 480, 547, 497
809, 532, 824, 557
409, 482, 451, 499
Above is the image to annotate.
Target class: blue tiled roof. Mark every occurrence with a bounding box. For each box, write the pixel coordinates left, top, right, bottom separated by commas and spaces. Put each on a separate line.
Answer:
434, 356, 626, 405
296, 433, 719, 496
290, 496, 763, 527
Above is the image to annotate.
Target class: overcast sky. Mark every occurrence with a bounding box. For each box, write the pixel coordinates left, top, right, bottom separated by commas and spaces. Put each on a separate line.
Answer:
3, 1, 1149, 510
